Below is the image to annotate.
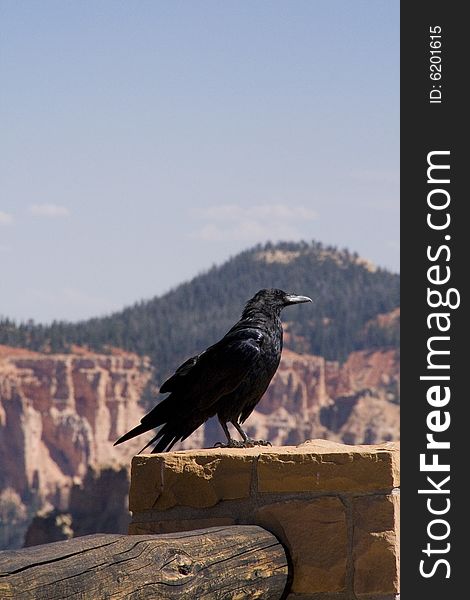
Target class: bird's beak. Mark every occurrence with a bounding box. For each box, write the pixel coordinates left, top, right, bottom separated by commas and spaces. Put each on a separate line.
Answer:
285, 294, 313, 305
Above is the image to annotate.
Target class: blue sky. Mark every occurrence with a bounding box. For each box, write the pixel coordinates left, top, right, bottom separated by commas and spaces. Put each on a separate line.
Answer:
0, 1, 399, 323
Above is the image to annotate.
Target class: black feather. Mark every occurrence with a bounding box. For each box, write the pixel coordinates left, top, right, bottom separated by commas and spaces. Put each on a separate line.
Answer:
113, 288, 311, 452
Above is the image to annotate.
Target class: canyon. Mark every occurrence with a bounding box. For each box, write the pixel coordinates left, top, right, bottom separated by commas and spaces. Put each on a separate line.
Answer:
0, 341, 399, 549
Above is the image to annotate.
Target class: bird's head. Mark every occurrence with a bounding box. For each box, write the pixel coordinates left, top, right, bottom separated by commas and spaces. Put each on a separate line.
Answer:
243, 288, 312, 317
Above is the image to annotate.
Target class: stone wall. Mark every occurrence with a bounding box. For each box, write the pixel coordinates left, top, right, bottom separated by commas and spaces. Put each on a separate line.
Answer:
129, 439, 400, 599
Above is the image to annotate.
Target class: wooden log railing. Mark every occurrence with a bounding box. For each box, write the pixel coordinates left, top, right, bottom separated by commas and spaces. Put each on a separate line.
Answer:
0, 526, 289, 599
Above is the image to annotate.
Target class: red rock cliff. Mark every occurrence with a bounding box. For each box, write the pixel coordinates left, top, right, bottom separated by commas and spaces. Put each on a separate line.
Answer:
0, 345, 152, 508
183, 346, 400, 449
0, 342, 399, 548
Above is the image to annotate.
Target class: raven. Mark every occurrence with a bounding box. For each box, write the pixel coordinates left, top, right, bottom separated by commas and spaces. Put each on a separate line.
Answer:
114, 288, 312, 452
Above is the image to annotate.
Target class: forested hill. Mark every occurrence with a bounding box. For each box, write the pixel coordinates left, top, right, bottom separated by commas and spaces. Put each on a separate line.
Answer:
0, 241, 399, 383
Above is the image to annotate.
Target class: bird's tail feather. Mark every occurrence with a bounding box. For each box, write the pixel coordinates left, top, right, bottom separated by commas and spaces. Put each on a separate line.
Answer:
152, 432, 179, 453
113, 422, 153, 446
114, 394, 176, 447
114, 392, 201, 452
115, 424, 178, 453
132, 423, 180, 454
138, 433, 161, 453
141, 395, 173, 425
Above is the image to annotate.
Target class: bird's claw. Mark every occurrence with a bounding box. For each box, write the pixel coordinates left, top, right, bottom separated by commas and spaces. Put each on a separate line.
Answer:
214, 440, 245, 448
214, 439, 271, 449
244, 439, 272, 447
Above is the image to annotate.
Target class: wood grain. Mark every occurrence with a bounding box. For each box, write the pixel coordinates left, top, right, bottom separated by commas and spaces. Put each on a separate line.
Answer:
0, 526, 288, 599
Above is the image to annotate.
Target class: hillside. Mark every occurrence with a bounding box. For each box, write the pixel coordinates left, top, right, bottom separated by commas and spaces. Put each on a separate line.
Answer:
0, 241, 399, 390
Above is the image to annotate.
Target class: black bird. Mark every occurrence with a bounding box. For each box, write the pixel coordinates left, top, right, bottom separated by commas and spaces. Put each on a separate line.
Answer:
114, 288, 312, 453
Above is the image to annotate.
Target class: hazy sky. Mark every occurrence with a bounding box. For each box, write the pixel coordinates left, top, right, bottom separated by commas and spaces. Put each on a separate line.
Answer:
1, 1, 399, 323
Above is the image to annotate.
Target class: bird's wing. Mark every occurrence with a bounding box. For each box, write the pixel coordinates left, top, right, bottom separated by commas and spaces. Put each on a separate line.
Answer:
159, 327, 264, 394
144, 328, 265, 422
159, 355, 199, 393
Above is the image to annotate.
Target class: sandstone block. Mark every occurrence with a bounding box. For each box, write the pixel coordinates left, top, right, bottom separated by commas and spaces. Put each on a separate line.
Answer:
129, 517, 235, 535
256, 497, 348, 594
353, 493, 400, 596
129, 450, 254, 511
257, 440, 399, 494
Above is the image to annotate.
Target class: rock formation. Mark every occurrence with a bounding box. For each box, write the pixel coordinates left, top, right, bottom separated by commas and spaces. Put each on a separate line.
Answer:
0, 341, 399, 549
23, 464, 130, 547
0, 345, 151, 502
0, 345, 151, 548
